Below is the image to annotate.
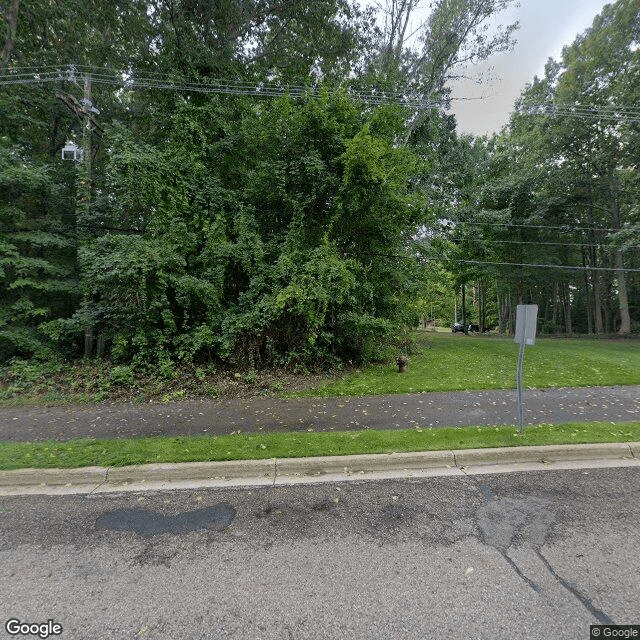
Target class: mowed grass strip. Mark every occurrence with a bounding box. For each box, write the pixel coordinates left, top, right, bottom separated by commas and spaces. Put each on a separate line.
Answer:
1, 421, 639, 471
295, 333, 640, 397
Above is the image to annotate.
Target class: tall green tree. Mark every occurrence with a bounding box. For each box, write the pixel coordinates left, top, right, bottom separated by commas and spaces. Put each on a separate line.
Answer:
0, 139, 80, 359
358, 0, 519, 141
448, 0, 639, 335
59, 92, 426, 368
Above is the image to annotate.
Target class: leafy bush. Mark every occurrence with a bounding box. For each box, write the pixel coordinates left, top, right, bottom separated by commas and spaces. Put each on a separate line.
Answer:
108, 365, 135, 387
41, 95, 427, 370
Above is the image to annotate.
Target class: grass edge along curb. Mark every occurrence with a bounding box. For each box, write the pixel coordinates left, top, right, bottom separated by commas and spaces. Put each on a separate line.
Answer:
1, 421, 640, 472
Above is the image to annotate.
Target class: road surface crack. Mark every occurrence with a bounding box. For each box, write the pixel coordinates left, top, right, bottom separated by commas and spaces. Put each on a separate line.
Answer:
534, 547, 614, 625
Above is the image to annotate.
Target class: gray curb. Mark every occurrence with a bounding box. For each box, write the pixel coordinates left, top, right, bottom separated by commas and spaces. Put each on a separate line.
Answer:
107, 458, 276, 484
276, 451, 456, 478
453, 442, 636, 466
0, 466, 107, 487
1, 442, 638, 493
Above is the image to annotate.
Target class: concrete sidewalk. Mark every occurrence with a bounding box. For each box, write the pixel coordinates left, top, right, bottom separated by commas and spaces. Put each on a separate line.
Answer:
2, 442, 639, 496
1, 385, 639, 442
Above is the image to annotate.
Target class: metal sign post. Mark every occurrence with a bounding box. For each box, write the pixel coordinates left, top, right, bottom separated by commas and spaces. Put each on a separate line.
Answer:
514, 304, 538, 434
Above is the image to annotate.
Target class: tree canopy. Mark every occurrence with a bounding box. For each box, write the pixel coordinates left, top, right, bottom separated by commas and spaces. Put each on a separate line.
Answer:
0, 0, 637, 369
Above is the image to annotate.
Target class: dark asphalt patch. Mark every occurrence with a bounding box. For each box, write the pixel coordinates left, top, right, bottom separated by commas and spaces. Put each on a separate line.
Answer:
96, 502, 236, 536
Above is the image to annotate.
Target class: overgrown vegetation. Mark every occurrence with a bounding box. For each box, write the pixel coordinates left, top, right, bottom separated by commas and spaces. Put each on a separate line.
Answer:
2, 332, 638, 405
0, 0, 637, 376
0, 356, 335, 405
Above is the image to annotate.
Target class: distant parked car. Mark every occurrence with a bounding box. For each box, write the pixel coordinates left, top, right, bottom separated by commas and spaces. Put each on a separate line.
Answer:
452, 322, 488, 333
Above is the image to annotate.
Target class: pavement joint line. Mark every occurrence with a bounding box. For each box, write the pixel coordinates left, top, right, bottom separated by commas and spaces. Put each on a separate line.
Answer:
1, 442, 640, 496
89, 470, 108, 495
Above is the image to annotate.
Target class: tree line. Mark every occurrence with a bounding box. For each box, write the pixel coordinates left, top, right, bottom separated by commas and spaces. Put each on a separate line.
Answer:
437, 0, 639, 336
0, 0, 638, 371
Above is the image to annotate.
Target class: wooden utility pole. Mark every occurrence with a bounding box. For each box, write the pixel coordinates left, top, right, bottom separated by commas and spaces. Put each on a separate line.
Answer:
82, 74, 93, 357
81, 74, 92, 215
56, 71, 103, 357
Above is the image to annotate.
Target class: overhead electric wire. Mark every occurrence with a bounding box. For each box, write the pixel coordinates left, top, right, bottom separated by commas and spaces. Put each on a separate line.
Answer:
442, 258, 640, 273
3, 224, 638, 272
1, 64, 638, 122
442, 220, 619, 233
344, 251, 640, 273
447, 238, 635, 249
2, 64, 638, 273
518, 102, 640, 118
0, 65, 442, 109
0, 223, 145, 235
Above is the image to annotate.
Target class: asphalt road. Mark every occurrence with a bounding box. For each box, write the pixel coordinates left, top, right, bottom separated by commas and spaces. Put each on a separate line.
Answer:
2, 466, 639, 639
1, 385, 639, 442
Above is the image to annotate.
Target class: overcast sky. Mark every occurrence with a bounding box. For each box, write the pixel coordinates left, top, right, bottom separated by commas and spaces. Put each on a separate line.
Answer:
363, 0, 614, 137
448, 0, 614, 136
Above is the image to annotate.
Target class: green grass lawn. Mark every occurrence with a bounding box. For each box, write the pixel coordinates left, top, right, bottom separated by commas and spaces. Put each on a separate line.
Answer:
294, 332, 640, 397
1, 421, 638, 471
2, 332, 638, 406
2, 333, 638, 472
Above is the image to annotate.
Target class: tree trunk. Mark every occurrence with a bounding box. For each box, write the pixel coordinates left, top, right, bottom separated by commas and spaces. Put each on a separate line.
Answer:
461, 283, 466, 327
614, 249, 631, 334
586, 194, 604, 334
562, 282, 572, 335
0, 0, 20, 74
478, 279, 486, 331
603, 272, 614, 333
508, 292, 516, 335
497, 291, 509, 334
591, 243, 604, 334
582, 250, 593, 334
610, 192, 631, 334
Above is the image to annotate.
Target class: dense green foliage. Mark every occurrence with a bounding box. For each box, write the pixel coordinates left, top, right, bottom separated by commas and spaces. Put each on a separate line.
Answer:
435, 0, 640, 335
0, 140, 80, 359
0, 0, 637, 374
68, 94, 425, 367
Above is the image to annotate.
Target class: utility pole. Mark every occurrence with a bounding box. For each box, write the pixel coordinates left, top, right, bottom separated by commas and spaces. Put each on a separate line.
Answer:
81, 74, 92, 217
57, 69, 103, 358
82, 73, 93, 357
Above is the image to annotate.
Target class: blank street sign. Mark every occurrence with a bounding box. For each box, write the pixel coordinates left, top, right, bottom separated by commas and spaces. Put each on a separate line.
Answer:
514, 304, 538, 434
515, 305, 538, 346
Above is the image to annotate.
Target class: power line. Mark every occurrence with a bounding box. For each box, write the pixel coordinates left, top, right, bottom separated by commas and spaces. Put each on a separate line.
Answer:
1, 65, 639, 123
441, 220, 618, 233
517, 102, 640, 119
0, 66, 442, 110
447, 237, 637, 250
344, 251, 640, 273
3, 224, 637, 273
0, 222, 145, 235
442, 258, 640, 273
